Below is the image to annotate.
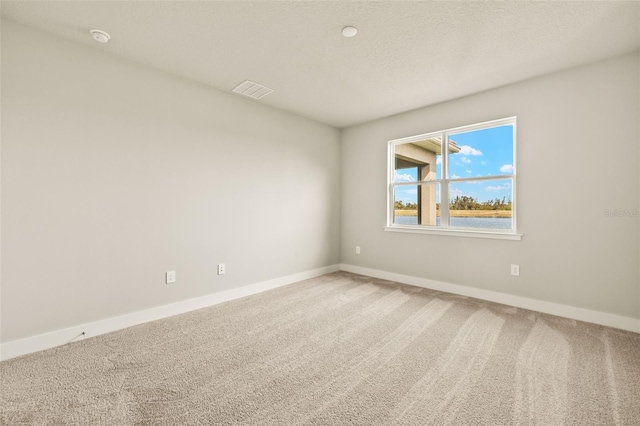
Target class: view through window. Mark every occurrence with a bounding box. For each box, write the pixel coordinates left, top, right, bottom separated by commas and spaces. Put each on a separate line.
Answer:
389, 117, 516, 233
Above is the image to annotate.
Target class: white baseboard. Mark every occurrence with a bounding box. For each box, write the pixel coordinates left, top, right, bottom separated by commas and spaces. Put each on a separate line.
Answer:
340, 264, 640, 334
0, 264, 341, 361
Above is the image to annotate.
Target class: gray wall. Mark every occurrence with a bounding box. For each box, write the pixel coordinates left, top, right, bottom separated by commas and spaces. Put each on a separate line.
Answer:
1, 21, 341, 342
341, 53, 640, 319
2, 18, 638, 346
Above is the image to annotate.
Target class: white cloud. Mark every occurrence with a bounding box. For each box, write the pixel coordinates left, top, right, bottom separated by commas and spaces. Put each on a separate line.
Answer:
460, 156, 471, 164
466, 169, 472, 174
450, 187, 466, 197
500, 164, 514, 173
459, 145, 483, 156
394, 171, 415, 182
436, 157, 442, 165
485, 183, 512, 192
451, 174, 462, 179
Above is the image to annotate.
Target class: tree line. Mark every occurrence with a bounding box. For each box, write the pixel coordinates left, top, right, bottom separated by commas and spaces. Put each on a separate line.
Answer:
395, 201, 417, 210
395, 196, 512, 211
449, 195, 512, 210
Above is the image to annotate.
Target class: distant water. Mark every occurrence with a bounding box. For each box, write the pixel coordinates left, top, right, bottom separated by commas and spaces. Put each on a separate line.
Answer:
394, 216, 512, 229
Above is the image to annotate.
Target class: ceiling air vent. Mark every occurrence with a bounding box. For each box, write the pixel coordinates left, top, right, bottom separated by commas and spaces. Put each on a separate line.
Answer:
232, 80, 274, 100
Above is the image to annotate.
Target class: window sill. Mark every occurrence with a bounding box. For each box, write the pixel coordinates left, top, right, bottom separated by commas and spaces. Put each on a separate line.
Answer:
384, 225, 523, 240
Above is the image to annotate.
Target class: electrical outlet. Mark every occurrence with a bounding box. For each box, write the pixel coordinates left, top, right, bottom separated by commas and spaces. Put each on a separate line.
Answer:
217, 263, 226, 275
356, 246, 361, 255
166, 270, 176, 284
510, 264, 520, 276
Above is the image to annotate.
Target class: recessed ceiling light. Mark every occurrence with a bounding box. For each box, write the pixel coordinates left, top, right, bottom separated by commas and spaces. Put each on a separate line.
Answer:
90, 29, 110, 43
342, 26, 357, 38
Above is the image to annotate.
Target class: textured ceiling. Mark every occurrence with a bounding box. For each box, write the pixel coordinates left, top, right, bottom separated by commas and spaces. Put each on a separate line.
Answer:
2, 1, 639, 128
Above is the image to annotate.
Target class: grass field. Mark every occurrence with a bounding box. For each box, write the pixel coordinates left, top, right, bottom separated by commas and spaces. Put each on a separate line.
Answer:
395, 209, 512, 218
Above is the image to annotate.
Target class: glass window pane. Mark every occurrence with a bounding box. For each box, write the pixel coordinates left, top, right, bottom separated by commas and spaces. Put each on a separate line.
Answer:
394, 183, 440, 226
394, 163, 418, 184
448, 125, 514, 180
448, 179, 513, 230
394, 137, 442, 182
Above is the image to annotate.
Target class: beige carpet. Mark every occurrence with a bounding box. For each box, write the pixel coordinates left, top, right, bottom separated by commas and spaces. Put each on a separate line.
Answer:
1, 271, 639, 425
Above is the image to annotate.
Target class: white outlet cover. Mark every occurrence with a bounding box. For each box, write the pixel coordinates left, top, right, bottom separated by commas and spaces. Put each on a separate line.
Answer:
510, 264, 520, 276
166, 271, 176, 284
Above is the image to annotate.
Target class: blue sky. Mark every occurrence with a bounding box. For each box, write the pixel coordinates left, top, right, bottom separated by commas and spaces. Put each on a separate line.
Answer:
394, 125, 513, 205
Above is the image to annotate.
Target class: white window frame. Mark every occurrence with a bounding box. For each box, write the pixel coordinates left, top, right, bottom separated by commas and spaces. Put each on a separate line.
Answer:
385, 117, 522, 240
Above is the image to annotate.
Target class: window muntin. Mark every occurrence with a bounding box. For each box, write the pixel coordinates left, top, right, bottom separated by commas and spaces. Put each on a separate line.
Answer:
388, 117, 517, 235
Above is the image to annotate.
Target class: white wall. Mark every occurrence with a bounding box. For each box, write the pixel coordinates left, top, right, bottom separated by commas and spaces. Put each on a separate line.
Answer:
1, 20, 341, 343
341, 53, 640, 320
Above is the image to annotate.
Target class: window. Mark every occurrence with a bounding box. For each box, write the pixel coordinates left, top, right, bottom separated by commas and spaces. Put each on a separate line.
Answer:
387, 117, 520, 240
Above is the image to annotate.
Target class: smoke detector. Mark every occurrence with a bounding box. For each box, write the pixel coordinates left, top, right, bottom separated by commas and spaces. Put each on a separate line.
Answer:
90, 30, 110, 43
342, 26, 357, 37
